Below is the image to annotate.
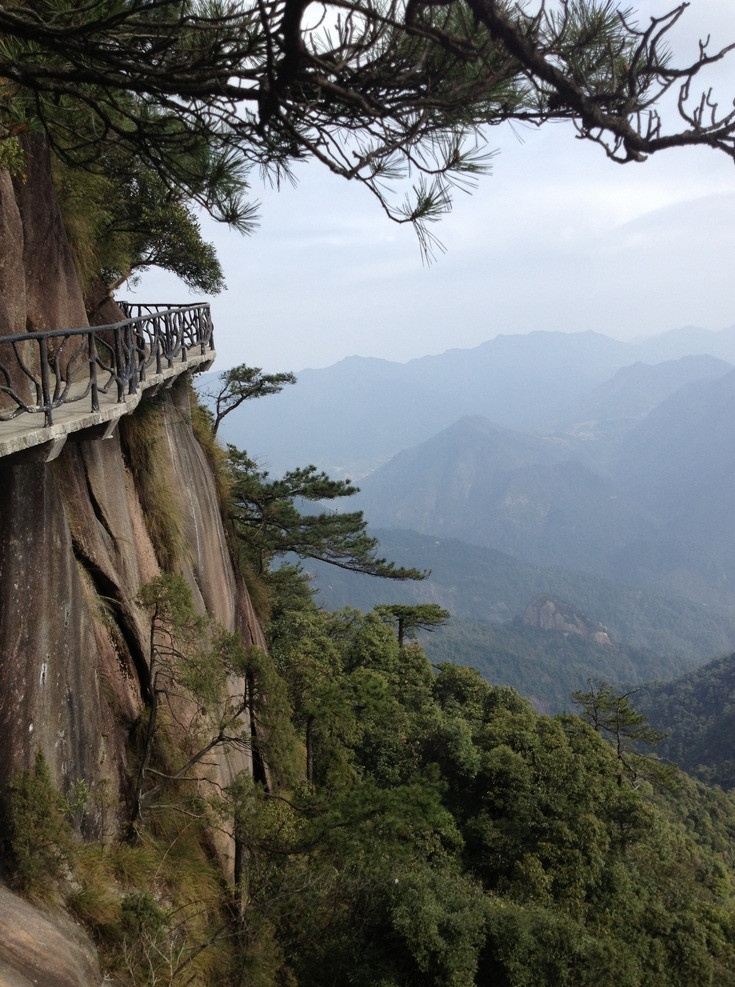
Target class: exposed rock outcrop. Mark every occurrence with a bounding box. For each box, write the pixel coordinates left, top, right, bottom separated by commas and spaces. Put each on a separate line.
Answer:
0, 458, 121, 835
0, 881, 102, 987
10, 134, 88, 335
0, 137, 265, 982
0, 168, 25, 338
0, 378, 264, 821
523, 594, 612, 647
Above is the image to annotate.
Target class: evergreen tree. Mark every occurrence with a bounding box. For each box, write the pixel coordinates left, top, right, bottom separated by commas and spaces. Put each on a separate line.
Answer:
227, 447, 427, 580
203, 364, 297, 437
376, 603, 450, 649
1, 1, 734, 261
572, 680, 667, 785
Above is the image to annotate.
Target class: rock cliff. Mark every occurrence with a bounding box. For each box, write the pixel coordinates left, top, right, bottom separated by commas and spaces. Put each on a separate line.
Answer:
0, 137, 264, 985
522, 595, 612, 647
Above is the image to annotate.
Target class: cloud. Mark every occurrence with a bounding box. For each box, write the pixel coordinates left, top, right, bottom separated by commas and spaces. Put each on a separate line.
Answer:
134, 4, 735, 371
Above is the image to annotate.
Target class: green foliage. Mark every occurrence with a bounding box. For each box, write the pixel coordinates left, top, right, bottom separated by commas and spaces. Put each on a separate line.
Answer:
0, 0, 731, 260
3, 752, 73, 899
572, 680, 668, 784
227, 447, 427, 581
44, 92, 255, 294
17, 567, 735, 987
112, 177, 226, 294
0, 133, 23, 172
133, 573, 302, 820
69, 824, 234, 986
376, 602, 450, 649
15, 377, 735, 986
134, 572, 234, 810
423, 614, 693, 714
1, 12, 259, 291
241, 645, 303, 789
258, 600, 735, 986
52, 154, 133, 294
201, 364, 297, 436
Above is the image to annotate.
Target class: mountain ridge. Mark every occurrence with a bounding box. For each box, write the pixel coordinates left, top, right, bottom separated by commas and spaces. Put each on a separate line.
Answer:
304, 527, 735, 660
217, 326, 735, 479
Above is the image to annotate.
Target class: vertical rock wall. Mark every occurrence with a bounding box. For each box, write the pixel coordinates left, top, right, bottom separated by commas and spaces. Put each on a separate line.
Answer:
0, 380, 264, 831
10, 134, 88, 334
0, 139, 264, 822
0, 462, 116, 820
0, 122, 267, 987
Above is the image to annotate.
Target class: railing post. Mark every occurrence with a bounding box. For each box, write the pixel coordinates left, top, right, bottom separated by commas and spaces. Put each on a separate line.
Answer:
155, 314, 163, 374
178, 308, 187, 363
89, 331, 100, 412
167, 310, 176, 367
114, 323, 125, 403
126, 321, 137, 396
39, 335, 53, 427
206, 306, 215, 352
134, 319, 146, 384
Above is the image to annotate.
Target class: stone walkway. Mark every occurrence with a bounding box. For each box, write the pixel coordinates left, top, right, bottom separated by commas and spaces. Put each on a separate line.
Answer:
0, 349, 215, 463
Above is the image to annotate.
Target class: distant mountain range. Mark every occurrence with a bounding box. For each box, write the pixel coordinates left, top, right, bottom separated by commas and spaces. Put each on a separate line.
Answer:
218, 326, 735, 478
555, 353, 731, 453
213, 323, 735, 704
354, 367, 735, 608
354, 414, 655, 576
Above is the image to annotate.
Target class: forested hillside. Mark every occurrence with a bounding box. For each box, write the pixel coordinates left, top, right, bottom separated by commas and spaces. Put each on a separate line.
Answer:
308, 529, 735, 655
424, 617, 678, 715
217, 607, 735, 987
303, 527, 735, 711
638, 654, 735, 790
14, 581, 735, 987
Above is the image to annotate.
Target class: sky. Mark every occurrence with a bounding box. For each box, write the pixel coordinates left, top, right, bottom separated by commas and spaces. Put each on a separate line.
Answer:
134, 0, 735, 373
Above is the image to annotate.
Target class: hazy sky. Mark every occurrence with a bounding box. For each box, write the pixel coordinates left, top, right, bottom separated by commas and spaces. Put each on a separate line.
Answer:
135, 0, 735, 373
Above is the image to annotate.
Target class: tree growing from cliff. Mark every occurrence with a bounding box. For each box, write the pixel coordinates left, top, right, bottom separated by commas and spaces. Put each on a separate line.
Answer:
133, 574, 255, 823
227, 447, 426, 580
2, 1, 735, 261
203, 364, 297, 437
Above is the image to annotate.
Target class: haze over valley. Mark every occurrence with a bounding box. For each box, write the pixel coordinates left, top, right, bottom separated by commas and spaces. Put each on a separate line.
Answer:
218, 324, 735, 710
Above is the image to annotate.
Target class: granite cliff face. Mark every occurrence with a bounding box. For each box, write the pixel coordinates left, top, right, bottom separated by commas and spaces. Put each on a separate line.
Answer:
0, 138, 264, 985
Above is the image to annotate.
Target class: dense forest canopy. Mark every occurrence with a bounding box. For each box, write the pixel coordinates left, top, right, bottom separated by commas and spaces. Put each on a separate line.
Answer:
637, 652, 735, 791
12, 585, 735, 986
2, 0, 735, 273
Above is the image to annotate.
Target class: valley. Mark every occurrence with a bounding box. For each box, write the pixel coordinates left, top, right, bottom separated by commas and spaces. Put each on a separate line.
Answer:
218, 326, 735, 713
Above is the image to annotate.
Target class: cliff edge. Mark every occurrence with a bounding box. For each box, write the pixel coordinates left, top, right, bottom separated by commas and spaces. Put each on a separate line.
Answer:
0, 139, 264, 985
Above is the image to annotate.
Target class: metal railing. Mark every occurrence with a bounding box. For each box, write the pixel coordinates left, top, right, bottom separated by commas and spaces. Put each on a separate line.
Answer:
0, 303, 214, 428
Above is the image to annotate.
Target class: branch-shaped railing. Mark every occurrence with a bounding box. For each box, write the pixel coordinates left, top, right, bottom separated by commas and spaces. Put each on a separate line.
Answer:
0, 303, 214, 428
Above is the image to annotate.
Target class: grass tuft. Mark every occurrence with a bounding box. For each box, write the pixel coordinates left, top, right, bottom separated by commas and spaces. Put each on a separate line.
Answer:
119, 398, 190, 571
